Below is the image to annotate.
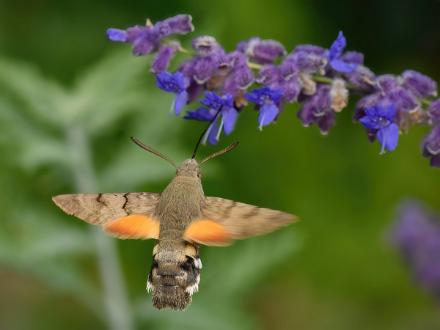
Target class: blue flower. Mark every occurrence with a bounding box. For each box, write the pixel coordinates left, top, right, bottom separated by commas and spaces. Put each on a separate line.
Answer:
245, 87, 283, 130
359, 104, 399, 153
155, 71, 189, 115
185, 92, 238, 144
328, 31, 357, 74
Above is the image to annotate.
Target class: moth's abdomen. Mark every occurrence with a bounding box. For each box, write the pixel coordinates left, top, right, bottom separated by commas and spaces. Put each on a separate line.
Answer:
147, 242, 202, 310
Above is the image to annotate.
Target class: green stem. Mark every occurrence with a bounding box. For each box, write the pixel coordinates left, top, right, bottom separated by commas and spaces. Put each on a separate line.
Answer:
67, 125, 135, 330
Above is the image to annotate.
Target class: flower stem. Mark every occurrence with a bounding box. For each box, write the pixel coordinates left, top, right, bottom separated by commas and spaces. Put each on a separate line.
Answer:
66, 125, 135, 330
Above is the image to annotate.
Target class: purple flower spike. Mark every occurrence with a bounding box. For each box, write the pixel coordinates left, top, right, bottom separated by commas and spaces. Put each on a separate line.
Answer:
359, 104, 399, 153
156, 71, 189, 115
402, 70, 438, 98
391, 201, 440, 301
245, 87, 283, 129
422, 125, 440, 167
329, 31, 357, 73
151, 42, 180, 74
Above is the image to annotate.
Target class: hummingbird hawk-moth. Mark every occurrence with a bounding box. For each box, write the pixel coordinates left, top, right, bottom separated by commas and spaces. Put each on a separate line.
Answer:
52, 137, 298, 310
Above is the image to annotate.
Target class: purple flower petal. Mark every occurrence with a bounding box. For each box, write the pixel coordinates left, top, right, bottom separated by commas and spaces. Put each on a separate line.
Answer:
359, 115, 380, 130
132, 33, 158, 56
402, 70, 438, 98
151, 42, 179, 73
431, 154, 440, 167
377, 104, 397, 120
251, 39, 286, 64
330, 59, 356, 73
245, 87, 283, 106
423, 125, 440, 157
329, 31, 346, 61
256, 65, 280, 85
185, 107, 216, 121
280, 77, 301, 102
428, 99, 440, 123
288, 51, 327, 73
347, 65, 375, 91
222, 107, 239, 134
234, 65, 254, 89
106, 28, 128, 42
387, 88, 419, 113
192, 36, 223, 57
377, 123, 399, 153
192, 56, 217, 84
201, 91, 230, 110
341, 51, 364, 65
156, 71, 187, 93
376, 75, 399, 93
297, 101, 316, 127
154, 14, 194, 38
293, 44, 327, 56
318, 111, 336, 135
207, 120, 220, 144
258, 103, 279, 129
174, 91, 188, 116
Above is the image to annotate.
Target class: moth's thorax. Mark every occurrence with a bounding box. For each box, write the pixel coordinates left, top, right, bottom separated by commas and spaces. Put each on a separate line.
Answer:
155, 168, 205, 240
148, 242, 202, 310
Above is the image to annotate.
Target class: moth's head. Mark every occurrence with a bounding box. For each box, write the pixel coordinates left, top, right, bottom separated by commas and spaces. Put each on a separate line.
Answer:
147, 242, 202, 310
177, 159, 201, 178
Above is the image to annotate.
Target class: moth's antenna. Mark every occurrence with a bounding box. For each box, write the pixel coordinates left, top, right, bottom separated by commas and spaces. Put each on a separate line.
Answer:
200, 142, 239, 164
130, 136, 177, 168
191, 107, 223, 159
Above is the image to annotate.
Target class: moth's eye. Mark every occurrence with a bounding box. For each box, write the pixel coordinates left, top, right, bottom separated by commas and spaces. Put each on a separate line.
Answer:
151, 258, 158, 269
197, 172, 202, 178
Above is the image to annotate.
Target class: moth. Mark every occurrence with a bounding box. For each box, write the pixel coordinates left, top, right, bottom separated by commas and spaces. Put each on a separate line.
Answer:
52, 137, 298, 310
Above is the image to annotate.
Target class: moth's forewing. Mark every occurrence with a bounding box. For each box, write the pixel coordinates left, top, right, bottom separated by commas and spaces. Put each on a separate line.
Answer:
52, 192, 160, 226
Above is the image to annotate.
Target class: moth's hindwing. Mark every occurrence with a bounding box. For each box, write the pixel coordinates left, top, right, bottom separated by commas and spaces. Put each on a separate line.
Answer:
52, 192, 160, 239
183, 196, 298, 246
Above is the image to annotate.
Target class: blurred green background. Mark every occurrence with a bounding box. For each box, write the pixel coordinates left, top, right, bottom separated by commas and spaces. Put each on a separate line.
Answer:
1, 1, 440, 329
